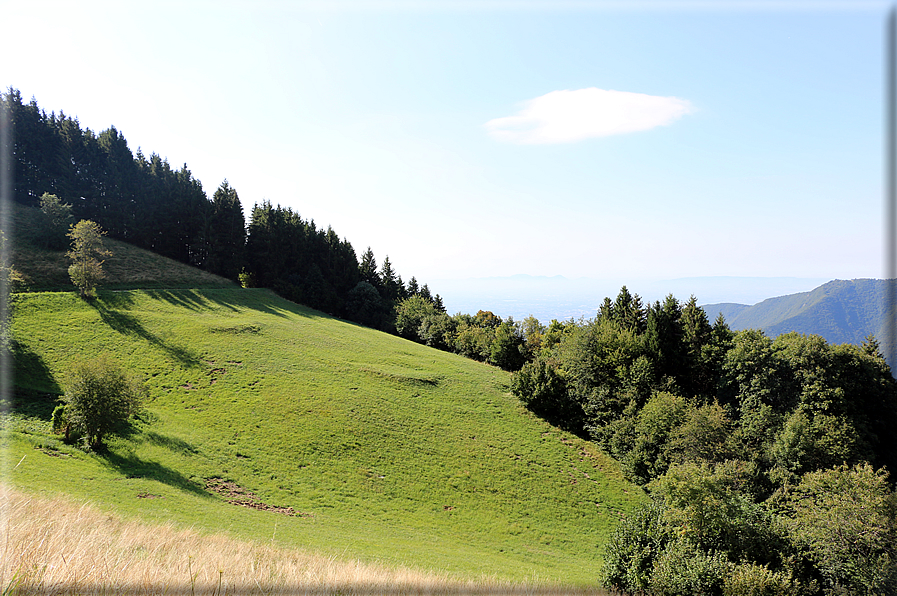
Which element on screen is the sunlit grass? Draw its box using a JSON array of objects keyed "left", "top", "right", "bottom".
[{"left": 7, "top": 288, "right": 645, "bottom": 585}]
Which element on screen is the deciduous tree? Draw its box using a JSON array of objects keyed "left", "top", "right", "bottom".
[
  {"left": 786, "top": 463, "right": 897, "bottom": 595},
  {"left": 38, "top": 192, "right": 73, "bottom": 249},
  {"left": 62, "top": 356, "right": 147, "bottom": 450},
  {"left": 67, "top": 219, "right": 110, "bottom": 299}
]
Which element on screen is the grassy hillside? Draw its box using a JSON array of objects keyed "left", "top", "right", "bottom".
[
  {"left": 5, "top": 287, "right": 643, "bottom": 586},
  {"left": 9, "top": 202, "right": 236, "bottom": 291}
]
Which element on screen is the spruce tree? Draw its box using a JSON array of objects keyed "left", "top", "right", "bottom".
[
  {"left": 359, "top": 247, "right": 379, "bottom": 288},
  {"left": 205, "top": 180, "right": 245, "bottom": 280}
]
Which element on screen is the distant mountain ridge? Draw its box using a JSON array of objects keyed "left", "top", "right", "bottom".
[
  {"left": 703, "top": 278, "right": 897, "bottom": 367},
  {"left": 434, "top": 275, "right": 831, "bottom": 324}
]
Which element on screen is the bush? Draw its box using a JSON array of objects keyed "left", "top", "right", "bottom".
[
  {"left": 511, "top": 357, "right": 581, "bottom": 429},
  {"left": 650, "top": 540, "right": 729, "bottom": 596},
  {"left": 38, "top": 192, "right": 74, "bottom": 250},
  {"left": 599, "top": 500, "right": 672, "bottom": 595},
  {"left": 723, "top": 563, "right": 803, "bottom": 596},
  {"left": 785, "top": 463, "right": 897, "bottom": 595},
  {"left": 63, "top": 357, "right": 147, "bottom": 450},
  {"left": 51, "top": 404, "right": 69, "bottom": 437}
]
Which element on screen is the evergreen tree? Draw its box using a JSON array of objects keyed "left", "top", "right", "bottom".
[
  {"left": 419, "top": 283, "right": 432, "bottom": 303},
  {"left": 681, "top": 295, "right": 714, "bottom": 397},
  {"left": 359, "top": 247, "right": 379, "bottom": 288},
  {"left": 379, "top": 256, "right": 401, "bottom": 302},
  {"left": 645, "top": 295, "right": 685, "bottom": 385},
  {"left": 406, "top": 276, "right": 420, "bottom": 296},
  {"left": 203, "top": 180, "right": 245, "bottom": 280},
  {"left": 97, "top": 126, "right": 139, "bottom": 239},
  {"left": 612, "top": 286, "right": 646, "bottom": 333}
]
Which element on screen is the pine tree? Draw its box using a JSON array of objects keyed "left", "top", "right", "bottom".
[
  {"left": 359, "top": 247, "right": 379, "bottom": 288},
  {"left": 380, "top": 256, "right": 402, "bottom": 302},
  {"left": 204, "top": 180, "right": 245, "bottom": 280}
]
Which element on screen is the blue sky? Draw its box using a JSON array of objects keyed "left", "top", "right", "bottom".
[{"left": 2, "top": 1, "right": 890, "bottom": 295}]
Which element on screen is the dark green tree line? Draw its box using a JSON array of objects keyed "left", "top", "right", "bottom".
[{"left": 2, "top": 89, "right": 212, "bottom": 271}]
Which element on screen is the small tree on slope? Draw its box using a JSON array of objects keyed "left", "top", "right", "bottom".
[
  {"left": 67, "top": 219, "right": 111, "bottom": 299},
  {"left": 62, "top": 357, "right": 147, "bottom": 450}
]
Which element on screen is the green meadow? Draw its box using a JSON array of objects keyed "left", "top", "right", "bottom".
[{"left": 6, "top": 287, "right": 645, "bottom": 585}]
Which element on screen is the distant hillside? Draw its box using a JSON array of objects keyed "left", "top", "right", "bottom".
[{"left": 703, "top": 278, "right": 897, "bottom": 365}]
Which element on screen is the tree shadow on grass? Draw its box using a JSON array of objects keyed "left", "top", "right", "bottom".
[
  {"left": 7, "top": 342, "right": 62, "bottom": 420},
  {"left": 11, "top": 340, "right": 62, "bottom": 394},
  {"left": 8, "top": 387, "right": 58, "bottom": 420},
  {"left": 143, "top": 289, "right": 234, "bottom": 313},
  {"left": 140, "top": 430, "right": 200, "bottom": 456},
  {"left": 99, "top": 448, "right": 210, "bottom": 498},
  {"left": 143, "top": 288, "right": 325, "bottom": 320},
  {"left": 91, "top": 295, "right": 202, "bottom": 368}
]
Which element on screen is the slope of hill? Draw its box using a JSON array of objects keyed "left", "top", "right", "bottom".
[
  {"left": 9, "top": 202, "right": 236, "bottom": 291},
  {"left": 703, "top": 279, "right": 896, "bottom": 361},
  {"left": 6, "top": 287, "right": 643, "bottom": 585}
]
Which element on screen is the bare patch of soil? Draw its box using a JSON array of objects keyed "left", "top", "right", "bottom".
[
  {"left": 204, "top": 477, "right": 311, "bottom": 517},
  {"left": 36, "top": 447, "right": 71, "bottom": 458}
]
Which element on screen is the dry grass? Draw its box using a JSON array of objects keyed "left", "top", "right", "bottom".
[
  {"left": 0, "top": 486, "right": 606, "bottom": 595},
  {"left": 10, "top": 203, "right": 236, "bottom": 291}
]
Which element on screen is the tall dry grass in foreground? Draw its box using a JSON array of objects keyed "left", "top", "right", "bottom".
[{"left": 0, "top": 486, "right": 605, "bottom": 595}]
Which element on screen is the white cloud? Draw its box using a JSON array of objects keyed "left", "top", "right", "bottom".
[{"left": 485, "top": 87, "right": 695, "bottom": 144}]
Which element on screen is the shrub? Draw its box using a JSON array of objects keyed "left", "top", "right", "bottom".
[
  {"left": 599, "top": 500, "right": 672, "bottom": 595},
  {"left": 38, "top": 192, "right": 74, "bottom": 250},
  {"left": 511, "top": 357, "right": 580, "bottom": 428},
  {"left": 63, "top": 357, "right": 147, "bottom": 450},
  {"left": 650, "top": 540, "right": 728, "bottom": 596},
  {"left": 785, "top": 463, "right": 897, "bottom": 595},
  {"left": 51, "top": 404, "right": 70, "bottom": 439},
  {"left": 723, "top": 563, "right": 803, "bottom": 596}
]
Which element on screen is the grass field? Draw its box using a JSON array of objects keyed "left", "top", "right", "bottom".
[
  {"left": 2, "top": 486, "right": 610, "bottom": 595},
  {"left": 5, "top": 287, "right": 645, "bottom": 589}
]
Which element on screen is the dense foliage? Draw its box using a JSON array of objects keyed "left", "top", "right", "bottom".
[
  {"left": 508, "top": 286, "right": 897, "bottom": 595},
  {"left": 58, "top": 356, "right": 147, "bottom": 450}
]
